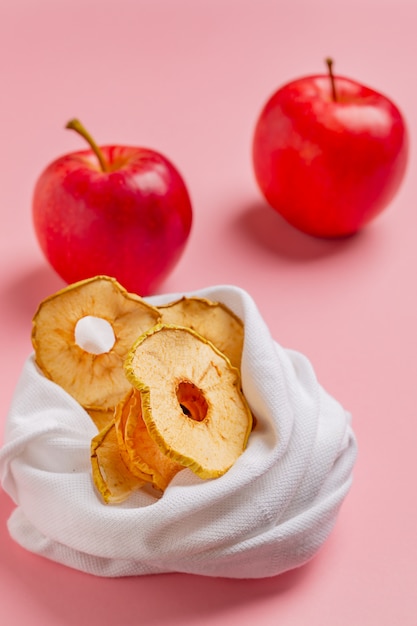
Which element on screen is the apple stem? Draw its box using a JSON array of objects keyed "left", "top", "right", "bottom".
[
  {"left": 325, "top": 57, "right": 338, "bottom": 102},
  {"left": 65, "top": 118, "right": 108, "bottom": 172}
]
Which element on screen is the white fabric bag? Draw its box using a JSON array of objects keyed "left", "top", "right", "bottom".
[{"left": 0, "top": 285, "right": 357, "bottom": 578}]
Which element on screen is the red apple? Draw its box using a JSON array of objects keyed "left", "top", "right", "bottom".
[
  {"left": 252, "top": 60, "right": 409, "bottom": 237},
  {"left": 33, "top": 119, "right": 193, "bottom": 296}
]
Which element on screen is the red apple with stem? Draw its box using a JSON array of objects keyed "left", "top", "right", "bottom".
[
  {"left": 252, "top": 59, "right": 409, "bottom": 237},
  {"left": 33, "top": 119, "right": 193, "bottom": 296}
]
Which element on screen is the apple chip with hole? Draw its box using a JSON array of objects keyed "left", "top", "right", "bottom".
[
  {"left": 124, "top": 324, "right": 253, "bottom": 479},
  {"left": 31, "top": 275, "right": 160, "bottom": 416},
  {"left": 157, "top": 296, "right": 244, "bottom": 369}
]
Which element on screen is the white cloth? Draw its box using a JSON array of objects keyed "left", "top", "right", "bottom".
[{"left": 0, "top": 285, "right": 357, "bottom": 579}]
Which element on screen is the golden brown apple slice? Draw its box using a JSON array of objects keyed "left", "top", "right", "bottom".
[
  {"left": 32, "top": 275, "right": 161, "bottom": 412},
  {"left": 91, "top": 420, "right": 147, "bottom": 504},
  {"left": 114, "top": 388, "right": 184, "bottom": 491},
  {"left": 124, "top": 324, "right": 253, "bottom": 479}
]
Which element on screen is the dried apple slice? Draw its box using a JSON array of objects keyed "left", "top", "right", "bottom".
[
  {"left": 115, "top": 388, "right": 184, "bottom": 491},
  {"left": 32, "top": 275, "right": 160, "bottom": 411},
  {"left": 113, "top": 389, "right": 144, "bottom": 478},
  {"left": 124, "top": 324, "right": 253, "bottom": 479},
  {"left": 158, "top": 296, "right": 244, "bottom": 369},
  {"left": 91, "top": 420, "right": 146, "bottom": 504}
]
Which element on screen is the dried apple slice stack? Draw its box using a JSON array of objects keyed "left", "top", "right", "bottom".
[
  {"left": 125, "top": 324, "right": 252, "bottom": 480},
  {"left": 32, "top": 275, "right": 160, "bottom": 424},
  {"left": 32, "top": 276, "right": 253, "bottom": 504}
]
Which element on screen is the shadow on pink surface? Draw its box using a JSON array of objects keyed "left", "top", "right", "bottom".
[
  {"left": 2, "top": 265, "right": 65, "bottom": 324},
  {"left": 0, "top": 488, "right": 321, "bottom": 626},
  {"left": 233, "top": 201, "right": 378, "bottom": 262}
]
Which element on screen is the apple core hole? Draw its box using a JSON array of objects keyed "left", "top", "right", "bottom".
[
  {"left": 74, "top": 316, "right": 116, "bottom": 355},
  {"left": 176, "top": 381, "right": 208, "bottom": 422}
]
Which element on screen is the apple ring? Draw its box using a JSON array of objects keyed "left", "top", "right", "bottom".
[
  {"left": 124, "top": 324, "right": 253, "bottom": 479},
  {"left": 32, "top": 275, "right": 160, "bottom": 413}
]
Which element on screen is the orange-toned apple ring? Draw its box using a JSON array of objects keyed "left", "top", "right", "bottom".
[
  {"left": 32, "top": 275, "right": 160, "bottom": 413},
  {"left": 124, "top": 324, "right": 253, "bottom": 479}
]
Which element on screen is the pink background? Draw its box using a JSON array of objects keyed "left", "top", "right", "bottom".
[{"left": 1, "top": 0, "right": 416, "bottom": 624}]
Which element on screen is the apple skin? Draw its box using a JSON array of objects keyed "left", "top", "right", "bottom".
[
  {"left": 252, "top": 73, "right": 409, "bottom": 237},
  {"left": 33, "top": 144, "right": 193, "bottom": 296}
]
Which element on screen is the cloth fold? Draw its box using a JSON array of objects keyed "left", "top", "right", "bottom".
[{"left": 0, "top": 284, "right": 357, "bottom": 578}]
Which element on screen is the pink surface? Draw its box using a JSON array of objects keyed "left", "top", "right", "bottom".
[{"left": 0, "top": 0, "right": 416, "bottom": 624}]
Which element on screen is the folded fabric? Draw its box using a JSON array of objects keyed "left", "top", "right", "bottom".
[{"left": 0, "top": 284, "right": 357, "bottom": 578}]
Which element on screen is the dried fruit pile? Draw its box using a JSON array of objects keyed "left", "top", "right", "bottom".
[{"left": 32, "top": 276, "right": 253, "bottom": 503}]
